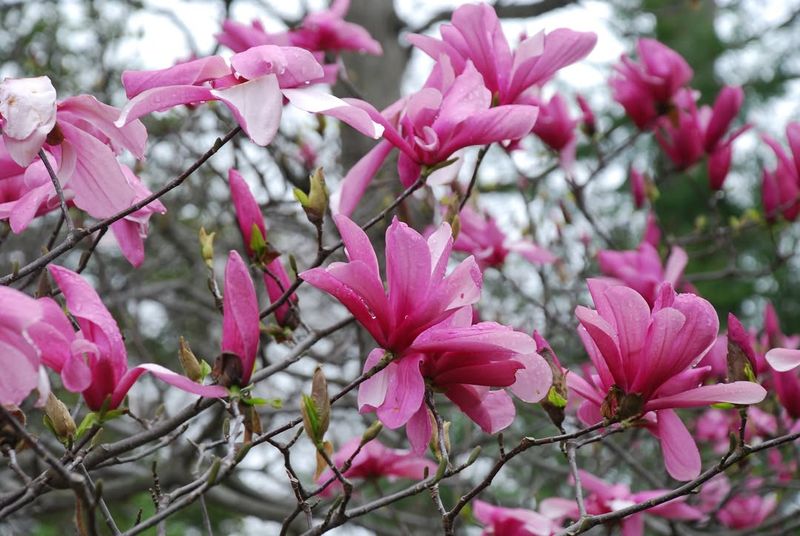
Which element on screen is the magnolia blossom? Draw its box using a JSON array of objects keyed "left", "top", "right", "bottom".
[
  {"left": 317, "top": 437, "right": 436, "bottom": 496},
  {"left": 229, "top": 168, "right": 297, "bottom": 327},
  {"left": 116, "top": 47, "right": 382, "bottom": 148},
  {"left": 630, "top": 168, "right": 647, "bottom": 209},
  {"left": 700, "top": 476, "right": 777, "bottom": 530},
  {"left": 407, "top": 3, "right": 596, "bottom": 105},
  {"left": 568, "top": 280, "right": 766, "bottom": 480},
  {"left": 0, "top": 287, "right": 49, "bottom": 406},
  {"left": 576, "top": 94, "right": 596, "bottom": 136},
  {"left": 453, "top": 205, "right": 556, "bottom": 270},
  {"left": 218, "top": 0, "right": 381, "bottom": 58},
  {"left": 611, "top": 38, "right": 692, "bottom": 129},
  {"left": 0, "top": 79, "right": 148, "bottom": 233},
  {"left": 0, "top": 76, "right": 57, "bottom": 166},
  {"left": 557, "top": 470, "right": 703, "bottom": 536},
  {"left": 473, "top": 499, "right": 568, "bottom": 536},
  {"left": 30, "top": 265, "right": 227, "bottom": 411},
  {"left": 597, "top": 240, "right": 688, "bottom": 306},
  {"left": 761, "top": 122, "right": 800, "bottom": 221},
  {"left": 301, "top": 216, "right": 550, "bottom": 451},
  {"left": 335, "top": 61, "right": 538, "bottom": 216},
  {"left": 655, "top": 86, "right": 748, "bottom": 189}
]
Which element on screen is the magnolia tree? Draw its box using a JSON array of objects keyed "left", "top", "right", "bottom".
[{"left": 1, "top": 1, "right": 800, "bottom": 535}]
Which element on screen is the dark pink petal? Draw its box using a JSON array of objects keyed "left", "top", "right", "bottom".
[
  {"left": 334, "top": 140, "right": 393, "bottom": 216},
  {"left": 121, "top": 56, "right": 230, "bottom": 98},
  {"left": 222, "top": 251, "right": 260, "bottom": 385},
  {"left": 228, "top": 168, "right": 267, "bottom": 256},
  {"left": 115, "top": 85, "right": 217, "bottom": 127},
  {"left": 386, "top": 218, "right": 433, "bottom": 328},
  {"left": 440, "top": 104, "right": 538, "bottom": 155},
  {"left": 704, "top": 86, "right": 744, "bottom": 152}
]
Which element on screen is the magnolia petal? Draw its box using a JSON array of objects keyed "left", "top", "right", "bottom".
[
  {"left": 655, "top": 409, "right": 701, "bottom": 481},
  {"left": 509, "top": 352, "right": 552, "bottom": 403},
  {"left": 406, "top": 404, "right": 432, "bottom": 455},
  {"left": 357, "top": 348, "right": 390, "bottom": 411},
  {"left": 211, "top": 75, "right": 283, "bottom": 146},
  {"left": 334, "top": 140, "right": 394, "bottom": 216},
  {"left": 766, "top": 347, "right": 800, "bottom": 372},
  {"left": 111, "top": 363, "right": 228, "bottom": 409},
  {"left": 376, "top": 354, "right": 425, "bottom": 429},
  {"left": 282, "top": 87, "right": 383, "bottom": 139}
]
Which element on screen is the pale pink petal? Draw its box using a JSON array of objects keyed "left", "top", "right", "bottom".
[
  {"left": 357, "top": 348, "right": 390, "bottom": 411},
  {"left": 376, "top": 354, "right": 425, "bottom": 429},
  {"left": 58, "top": 95, "right": 147, "bottom": 158},
  {"left": 406, "top": 404, "right": 432, "bottom": 455},
  {"left": 211, "top": 75, "right": 283, "bottom": 146},
  {"left": 58, "top": 122, "right": 136, "bottom": 218},
  {"left": 446, "top": 384, "right": 515, "bottom": 434},
  {"left": 110, "top": 219, "right": 145, "bottom": 267},
  {"left": 440, "top": 105, "right": 539, "bottom": 155},
  {"left": 646, "top": 382, "right": 767, "bottom": 411},
  {"left": 766, "top": 347, "right": 800, "bottom": 372},
  {"left": 230, "top": 45, "right": 324, "bottom": 87},
  {"left": 663, "top": 246, "right": 688, "bottom": 286},
  {"left": 282, "top": 87, "right": 383, "bottom": 139},
  {"left": 509, "top": 352, "right": 552, "bottom": 403}
]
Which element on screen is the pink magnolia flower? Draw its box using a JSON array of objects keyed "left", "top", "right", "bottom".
[
  {"left": 228, "top": 168, "right": 297, "bottom": 327},
  {"left": 301, "top": 216, "right": 550, "bottom": 450},
  {"left": 0, "top": 76, "right": 57, "bottom": 166},
  {"left": 301, "top": 215, "right": 481, "bottom": 356},
  {"left": 116, "top": 48, "right": 382, "bottom": 148},
  {"left": 335, "top": 61, "right": 538, "bottom": 216},
  {"left": 611, "top": 38, "right": 692, "bottom": 129},
  {"left": 643, "top": 212, "right": 661, "bottom": 247},
  {"left": 530, "top": 94, "right": 578, "bottom": 168},
  {"left": 568, "top": 280, "right": 767, "bottom": 480},
  {"left": 630, "top": 168, "right": 647, "bottom": 209},
  {"left": 407, "top": 3, "right": 596, "bottom": 105},
  {"left": 761, "top": 122, "right": 800, "bottom": 222},
  {"left": 317, "top": 437, "right": 436, "bottom": 495},
  {"left": 0, "top": 287, "right": 49, "bottom": 406},
  {"left": 0, "top": 85, "right": 147, "bottom": 230},
  {"left": 454, "top": 205, "right": 556, "bottom": 270},
  {"left": 558, "top": 470, "right": 702, "bottom": 536},
  {"left": 597, "top": 240, "right": 689, "bottom": 306},
  {"left": 30, "top": 265, "right": 227, "bottom": 411},
  {"left": 218, "top": 0, "right": 381, "bottom": 56},
  {"left": 220, "top": 250, "right": 261, "bottom": 386},
  {"left": 473, "top": 499, "right": 565, "bottom": 536},
  {"left": 655, "top": 86, "right": 748, "bottom": 189}
]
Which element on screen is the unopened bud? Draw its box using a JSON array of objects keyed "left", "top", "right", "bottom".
[
  {"left": 44, "top": 393, "right": 76, "bottom": 443},
  {"left": 178, "top": 337, "right": 203, "bottom": 381},
  {"left": 301, "top": 366, "right": 331, "bottom": 444},
  {"left": 727, "top": 314, "right": 758, "bottom": 383},
  {"left": 199, "top": 227, "right": 215, "bottom": 268},
  {"left": 360, "top": 421, "right": 383, "bottom": 445},
  {"left": 294, "top": 168, "right": 329, "bottom": 226}
]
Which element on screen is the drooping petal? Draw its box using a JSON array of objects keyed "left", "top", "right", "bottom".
[
  {"left": 110, "top": 363, "right": 228, "bottom": 409},
  {"left": 282, "top": 87, "right": 383, "bottom": 139},
  {"left": 357, "top": 348, "right": 390, "bottom": 411},
  {"left": 376, "top": 354, "right": 425, "bottom": 429},
  {"left": 406, "top": 404, "right": 433, "bottom": 455},
  {"left": 58, "top": 95, "right": 147, "bottom": 159},
  {"left": 654, "top": 409, "right": 701, "bottom": 481},
  {"left": 211, "top": 75, "right": 283, "bottom": 146},
  {"left": 446, "top": 384, "right": 515, "bottom": 434},
  {"left": 115, "top": 85, "right": 217, "bottom": 127}
]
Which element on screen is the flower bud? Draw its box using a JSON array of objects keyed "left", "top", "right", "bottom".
[
  {"left": 198, "top": 227, "right": 215, "bottom": 268},
  {"left": 43, "top": 393, "right": 76, "bottom": 443},
  {"left": 301, "top": 366, "right": 330, "bottom": 445},
  {"left": 178, "top": 337, "right": 203, "bottom": 382},
  {"left": 294, "top": 167, "right": 329, "bottom": 226}
]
